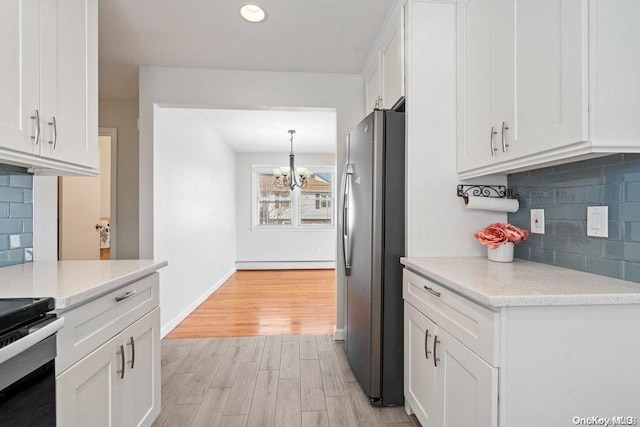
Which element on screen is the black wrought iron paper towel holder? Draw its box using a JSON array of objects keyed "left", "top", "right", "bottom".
[{"left": 456, "top": 185, "right": 520, "bottom": 204}]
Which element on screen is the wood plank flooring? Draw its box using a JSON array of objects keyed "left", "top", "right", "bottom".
[
  {"left": 168, "top": 270, "right": 336, "bottom": 338},
  {"left": 154, "top": 336, "right": 421, "bottom": 427}
]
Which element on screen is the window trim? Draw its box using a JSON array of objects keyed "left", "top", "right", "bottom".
[{"left": 252, "top": 164, "right": 336, "bottom": 230}]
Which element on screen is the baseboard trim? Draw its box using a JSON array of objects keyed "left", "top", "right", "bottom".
[
  {"left": 334, "top": 328, "right": 345, "bottom": 341},
  {"left": 161, "top": 267, "right": 236, "bottom": 338},
  {"left": 236, "top": 261, "right": 335, "bottom": 270}
]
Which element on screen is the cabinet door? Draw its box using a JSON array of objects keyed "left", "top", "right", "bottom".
[
  {"left": 507, "top": 0, "right": 587, "bottom": 158},
  {"left": 0, "top": 0, "right": 40, "bottom": 155},
  {"left": 435, "top": 328, "right": 498, "bottom": 427},
  {"left": 57, "top": 335, "right": 124, "bottom": 427},
  {"left": 123, "top": 308, "right": 161, "bottom": 427},
  {"left": 40, "top": 0, "right": 98, "bottom": 169},
  {"left": 456, "top": 0, "right": 498, "bottom": 173},
  {"left": 364, "top": 53, "right": 382, "bottom": 113},
  {"left": 381, "top": 7, "right": 405, "bottom": 109},
  {"left": 404, "top": 302, "right": 438, "bottom": 427}
]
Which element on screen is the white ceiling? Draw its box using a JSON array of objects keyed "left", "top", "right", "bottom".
[
  {"left": 193, "top": 108, "right": 337, "bottom": 153},
  {"left": 99, "top": 0, "right": 396, "bottom": 100}
]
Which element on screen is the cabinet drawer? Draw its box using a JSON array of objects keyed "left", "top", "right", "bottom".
[
  {"left": 403, "top": 269, "right": 499, "bottom": 366},
  {"left": 56, "top": 273, "right": 159, "bottom": 374}
]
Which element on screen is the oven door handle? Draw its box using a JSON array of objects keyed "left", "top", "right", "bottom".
[{"left": 0, "top": 317, "right": 64, "bottom": 365}]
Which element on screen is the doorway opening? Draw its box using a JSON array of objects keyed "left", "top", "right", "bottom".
[
  {"left": 58, "top": 128, "right": 117, "bottom": 260},
  {"left": 153, "top": 105, "right": 339, "bottom": 338}
]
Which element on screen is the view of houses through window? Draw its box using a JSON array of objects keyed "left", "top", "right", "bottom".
[{"left": 255, "top": 166, "right": 334, "bottom": 227}]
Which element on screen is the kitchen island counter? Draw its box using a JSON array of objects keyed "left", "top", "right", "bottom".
[{"left": 0, "top": 260, "right": 167, "bottom": 309}]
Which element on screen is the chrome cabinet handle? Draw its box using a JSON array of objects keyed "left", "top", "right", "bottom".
[
  {"left": 434, "top": 335, "right": 441, "bottom": 367},
  {"left": 501, "top": 121, "right": 509, "bottom": 152},
  {"left": 423, "top": 285, "right": 441, "bottom": 298},
  {"left": 115, "top": 290, "right": 136, "bottom": 302},
  {"left": 424, "top": 329, "right": 432, "bottom": 359},
  {"left": 30, "top": 110, "right": 40, "bottom": 145},
  {"left": 490, "top": 126, "right": 498, "bottom": 156},
  {"left": 127, "top": 336, "right": 135, "bottom": 369},
  {"left": 117, "top": 345, "right": 125, "bottom": 379},
  {"left": 48, "top": 116, "right": 58, "bottom": 150}
]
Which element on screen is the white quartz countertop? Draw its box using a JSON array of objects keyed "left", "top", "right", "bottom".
[
  {"left": 0, "top": 260, "right": 167, "bottom": 309},
  {"left": 401, "top": 257, "right": 640, "bottom": 307}
]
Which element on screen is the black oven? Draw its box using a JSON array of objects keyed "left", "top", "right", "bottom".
[{"left": 0, "top": 298, "right": 63, "bottom": 426}]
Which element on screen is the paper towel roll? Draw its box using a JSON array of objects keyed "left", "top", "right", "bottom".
[{"left": 464, "top": 196, "right": 519, "bottom": 213}]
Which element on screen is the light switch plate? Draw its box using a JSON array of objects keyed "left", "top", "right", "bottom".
[
  {"left": 530, "top": 209, "right": 545, "bottom": 234},
  {"left": 587, "top": 206, "right": 609, "bottom": 237}
]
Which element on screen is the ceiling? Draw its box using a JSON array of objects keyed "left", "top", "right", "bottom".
[
  {"left": 193, "top": 108, "right": 337, "bottom": 153},
  {"left": 99, "top": 0, "right": 396, "bottom": 100}
]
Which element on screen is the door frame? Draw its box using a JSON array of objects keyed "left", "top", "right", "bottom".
[{"left": 98, "top": 127, "right": 118, "bottom": 259}]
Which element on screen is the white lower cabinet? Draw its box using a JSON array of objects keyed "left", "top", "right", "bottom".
[
  {"left": 56, "top": 333, "right": 123, "bottom": 427},
  {"left": 435, "top": 328, "right": 497, "bottom": 427},
  {"left": 404, "top": 302, "right": 497, "bottom": 427},
  {"left": 403, "top": 268, "right": 640, "bottom": 426},
  {"left": 57, "top": 308, "right": 160, "bottom": 427},
  {"left": 124, "top": 308, "right": 161, "bottom": 427},
  {"left": 56, "top": 276, "right": 161, "bottom": 427},
  {"left": 404, "top": 303, "right": 437, "bottom": 427}
]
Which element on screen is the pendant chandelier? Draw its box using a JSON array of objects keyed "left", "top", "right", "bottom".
[{"left": 272, "top": 130, "right": 309, "bottom": 190}]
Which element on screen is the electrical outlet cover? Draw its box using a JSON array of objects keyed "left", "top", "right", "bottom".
[
  {"left": 587, "top": 206, "right": 609, "bottom": 237},
  {"left": 530, "top": 209, "right": 545, "bottom": 234}
]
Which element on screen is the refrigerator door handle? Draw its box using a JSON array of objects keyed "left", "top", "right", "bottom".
[{"left": 342, "top": 164, "right": 354, "bottom": 276}]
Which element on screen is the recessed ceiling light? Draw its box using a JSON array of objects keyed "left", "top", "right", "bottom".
[{"left": 240, "top": 4, "right": 267, "bottom": 23}]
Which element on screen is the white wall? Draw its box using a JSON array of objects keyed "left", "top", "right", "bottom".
[
  {"left": 154, "top": 107, "right": 237, "bottom": 335},
  {"left": 236, "top": 152, "right": 336, "bottom": 269},
  {"left": 99, "top": 136, "right": 111, "bottom": 218},
  {"left": 405, "top": 1, "right": 506, "bottom": 258},
  {"left": 139, "top": 66, "right": 364, "bottom": 335},
  {"left": 99, "top": 100, "right": 140, "bottom": 259}
]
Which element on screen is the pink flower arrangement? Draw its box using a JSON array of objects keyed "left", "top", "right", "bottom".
[{"left": 474, "top": 223, "right": 529, "bottom": 249}]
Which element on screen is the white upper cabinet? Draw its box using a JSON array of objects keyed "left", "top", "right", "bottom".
[
  {"left": 0, "top": 0, "right": 98, "bottom": 175},
  {"left": 39, "top": 0, "right": 98, "bottom": 169},
  {"left": 457, "top": 0, "right": 640, "bottom": 179},
  {"left": 381, "top": 8, "right": 405, "bottom": 110},
  {"left": 506, "top": 0, "right": 586, "bottom": 160},
  {"left": 457, "top": 0, "right": 496, "bottom": 171},
  {"left": 363, "top": 5, "right": 405, "bottom": 114},
  {"left": 0, "top": 0, "right": 40, "bottom": 156},
  {"left": 364, "top": 53, "right": 382, "bottom": 113}
]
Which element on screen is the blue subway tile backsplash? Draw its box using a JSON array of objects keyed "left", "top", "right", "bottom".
[
  {"left": 0, "top": 165, "right": 33, "bottom": 267},
  {"left": 508, "top": 154, "right": 640, "bottom": 282}
]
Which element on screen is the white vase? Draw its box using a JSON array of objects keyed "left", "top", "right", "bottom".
[{"left": 487, "top": 242, "right": 514, "bottom": 263}]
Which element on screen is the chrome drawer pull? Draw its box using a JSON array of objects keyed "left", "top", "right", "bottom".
[
  {"left": 490, "top": 126, "right": 498, "bottom": 155},
  {"left": 423, "top": 285, "right": 441, "bottom": 298},
  {"left": 434, "top": 336, "right": 441, "bottom": 367},
  {"left": 31, "top": 110, "right": 40, "bottom": 145},
  {"left": 115, "top": 290, "right": 137, "bottom": 302},
  {"left": 424, "top": 329, "right": 432, "bottom": 359},
  {"left": 117, "top": 345, "right": 125, "bottom": 379},
  {"left": 127, "top": 336, "right": 135, "bottom": 369},
  {"left": 47, "top": 116, "right": 58, "bottom": 150},
  {"left": 501, "top": 121, "right": 509, "bottom": 152}
]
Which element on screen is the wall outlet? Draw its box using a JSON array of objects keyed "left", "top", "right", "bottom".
[
  {"left": 316, "top": 247, "right": 321, "bottom": 255},
  {"left": 530, "top": 209, "right": 545, "bottom": 234},
  {"left": 587, "top": 206, "right": 609, "bottom": 237}
]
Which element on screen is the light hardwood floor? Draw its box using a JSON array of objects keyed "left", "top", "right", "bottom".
[
  {"left": 154, "top": 335, "right": 420, "bottom": 427},
  {"left": 168, "top": 270, "right": 336, "bottom": 338}
]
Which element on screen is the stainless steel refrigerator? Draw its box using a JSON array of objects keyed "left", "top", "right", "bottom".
[{"left": 341, "top": 108, "right": 405, "bottom": 406}]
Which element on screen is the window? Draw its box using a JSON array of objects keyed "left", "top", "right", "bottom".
[{"left": 253, "top": 166, "right": 335, "bottom": 228}]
